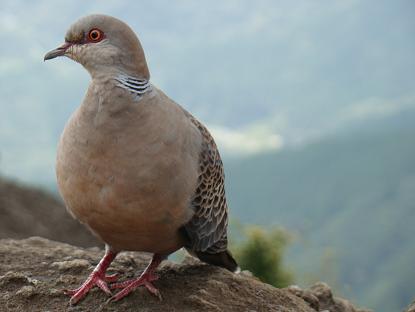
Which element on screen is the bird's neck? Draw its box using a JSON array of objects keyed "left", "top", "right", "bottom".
[
  {"left": 91, "top": 72, "right": 152, "bottom": 101},
  {"left": 113, "top": 73, "right": 152, "bottom": 99}
]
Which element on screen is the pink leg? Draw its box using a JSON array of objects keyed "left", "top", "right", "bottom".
[
  {"left": 110, "top": 254, "right": 165, "bottom": 302},
  {"left": 64, "top": 247, "right": 118, "bottom": 305}
]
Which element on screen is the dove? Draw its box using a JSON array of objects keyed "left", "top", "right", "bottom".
[{"left": 44, "top": 14, "right": 238, "bottom": 305}]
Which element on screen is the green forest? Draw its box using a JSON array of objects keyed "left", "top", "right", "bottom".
[{"left": 226, "top": 121, "right": 415, "bottom": 312}]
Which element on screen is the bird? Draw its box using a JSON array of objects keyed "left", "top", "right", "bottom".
[{"left": 44, "top": 14, "right": 238, "bottom": 305}]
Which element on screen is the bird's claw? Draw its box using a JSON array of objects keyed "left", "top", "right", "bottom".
[
  {"left": 108, "top": 274, "right": 161, "bottom": 302},
  {"left": 64, "top": 272, "right": 120, "bottom": 305},
  {"left": 109, "top": 272, "right": 158, "bottom": 289}
]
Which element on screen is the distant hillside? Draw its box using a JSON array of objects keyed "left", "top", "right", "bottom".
[
  {"left": 0, "top": 178, "right": 99, "bottom": 248},
  {"left": 225, "top": 126, "right": 415, "bottom": 312}
]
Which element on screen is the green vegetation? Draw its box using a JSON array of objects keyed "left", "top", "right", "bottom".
[
  {"left": 234, "top": 226, "right": 293, "bottom": 288},
  {"left": 225, "top": 125, "right": 415, "bottom": 312}
]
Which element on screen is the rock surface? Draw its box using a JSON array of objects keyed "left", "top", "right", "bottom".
[
  {"left": 0, "top": 237, "right": 371, "bottom": 312},
  {"left": 406, "top": 300, "right": 415, "bottom": 312}
]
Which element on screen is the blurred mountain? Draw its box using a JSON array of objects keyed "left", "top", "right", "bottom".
[
  {"left": 0, "top": 177, "right": 99, "bottom": 248},
  {"left": 225, "top": 111, "right": 415, "bottom": 312},
  {"left": 1, "top": 0, "right": 415, "bottom": 184}
]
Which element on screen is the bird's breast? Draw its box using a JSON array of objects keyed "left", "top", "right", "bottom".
[{"left": 56, "top": 92, "right": 201, "bottom": 253}]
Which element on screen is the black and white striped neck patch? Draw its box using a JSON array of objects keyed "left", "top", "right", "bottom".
[{"left": 114, "top": 74, "right": 152, "bottom": 100}]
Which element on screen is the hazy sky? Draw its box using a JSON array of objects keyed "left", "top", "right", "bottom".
[{"left": 0, "top": 0, "right": 414, "bottom": 185}]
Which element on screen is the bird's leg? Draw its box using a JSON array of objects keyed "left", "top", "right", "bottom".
[
  {"left": 64, "top": 246, "right": 118, "bottom": 305},
  {"left": 109, "top": 253, "right": 165, "bottom": 302}
]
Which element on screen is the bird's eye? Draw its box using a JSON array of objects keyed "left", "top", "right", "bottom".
[{"left": 88, "top": 29, "right": 103, "bottom": 42}]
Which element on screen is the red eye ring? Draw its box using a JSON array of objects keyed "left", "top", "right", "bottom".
[{"left": 88, "top": 29, "right": 103, "bottom": 42}]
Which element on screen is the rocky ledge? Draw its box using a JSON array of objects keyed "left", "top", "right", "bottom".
[{"left": 0, "top": 237, "right": 372, "bottom": 312}]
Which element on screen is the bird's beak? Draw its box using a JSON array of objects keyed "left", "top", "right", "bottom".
[{"left": 44, "top": 42, "right": 72, "bottom": 61}]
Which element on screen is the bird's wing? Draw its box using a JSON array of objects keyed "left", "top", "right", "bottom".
[{"left": 182, "top": 112, "right": 229, "bottom": 254}]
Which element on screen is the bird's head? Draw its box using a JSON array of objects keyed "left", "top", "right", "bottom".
[{"left": 44, "top": 14, "right": 150, "bottom": 80}]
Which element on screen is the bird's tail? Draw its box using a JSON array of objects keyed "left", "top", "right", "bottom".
[{"left": 195, "top": 249, "right": 240, "bottom": 273}]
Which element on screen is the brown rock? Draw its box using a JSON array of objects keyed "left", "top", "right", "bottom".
[
  {"left": 289, "top": 282, "right": 372, "bottom": 312},
  {"left": 406, "top": 300, "right": 415, "bottom": 312},
  {"left": 0, "top": 237, "right": 314, "bottom": 312},
  {"left": 0, "top": 237, "right": 374, "bottom": 312}
]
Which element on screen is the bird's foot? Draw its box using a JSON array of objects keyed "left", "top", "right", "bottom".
[
  {"left": 109, "top": 272, "right": 162, "bottom": 302},
  {"left": 64, "top": 272, "right": 120, "bottom": 305}
]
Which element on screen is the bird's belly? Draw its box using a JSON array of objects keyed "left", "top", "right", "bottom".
[{"left": 56, "top": 136, "right": 194, "bottom": 254}]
